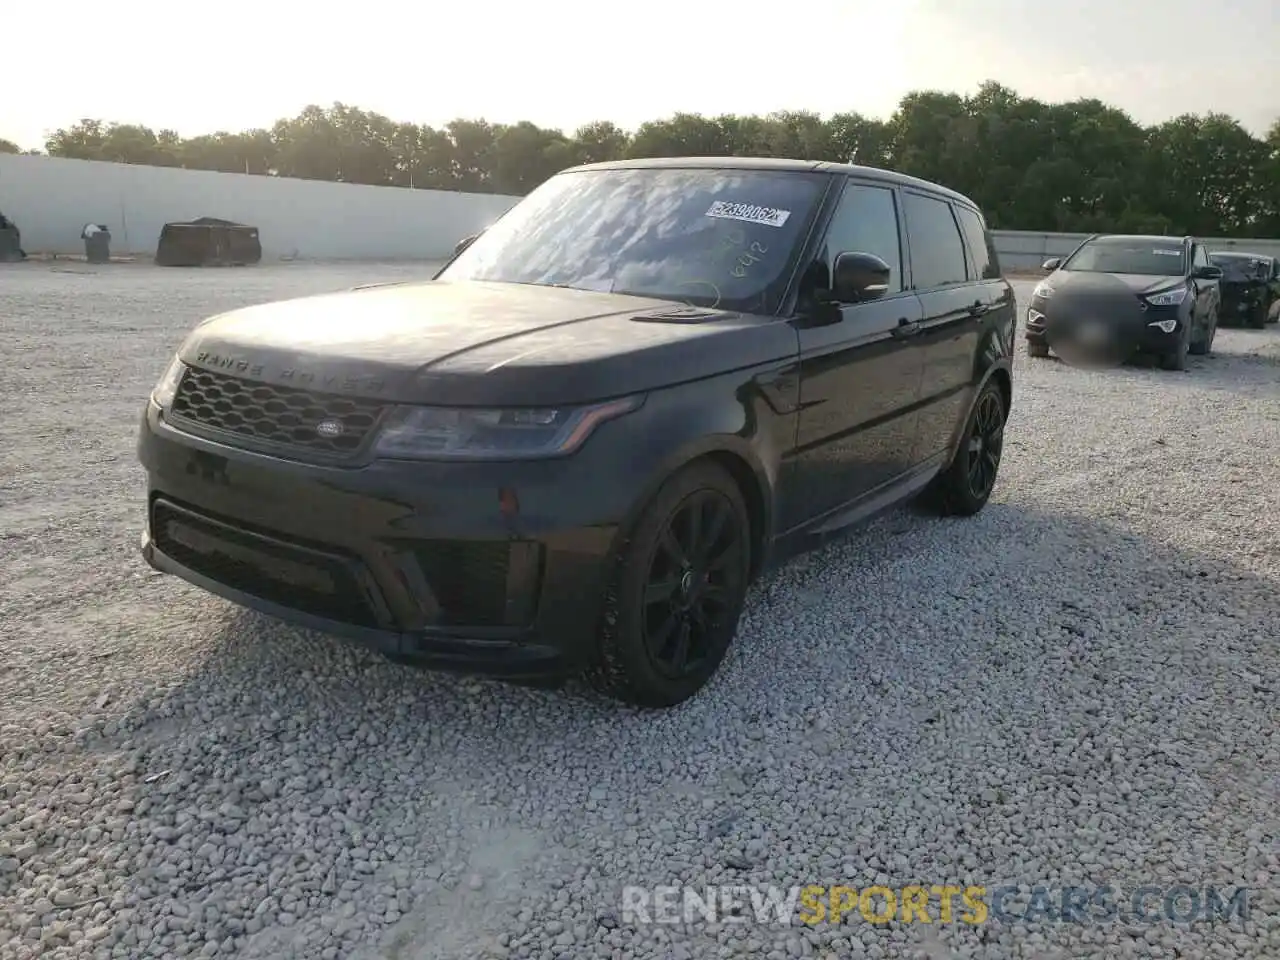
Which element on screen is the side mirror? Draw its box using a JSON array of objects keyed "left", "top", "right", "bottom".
[
  {"left": 1192, "top": 264, "right": 1222, "bottom": 281},
  {"left": 453, "top": 234, "right": 479, "bottom": 257},
  {"left": 830, "top": 251, "right": 892, "bottom": 303},
  {"left": 1042, "top": 257, "right": 1062, "bottom": 271}
]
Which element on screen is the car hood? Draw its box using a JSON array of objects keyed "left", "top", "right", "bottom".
[
  {"left": 178, "top": 279, "right": 798, "bottom": 406},
  {"left": 1051, "top": 270, "right": 1184, "bottom": 296}
]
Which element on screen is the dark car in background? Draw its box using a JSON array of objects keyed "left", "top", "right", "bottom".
[
  {"left": 1026, "top": 234, "right": 1222, "bottom": 370},
  {"left": 1210, "top": 251, "right": 1279, "bottom": 329},
  {"left": 137, "top": 157, "right": 1015, "bottom": 708}
]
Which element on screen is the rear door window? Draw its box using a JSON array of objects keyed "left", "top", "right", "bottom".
[{"left": 903, "top": 192, "right": 969, "bottom": 290}]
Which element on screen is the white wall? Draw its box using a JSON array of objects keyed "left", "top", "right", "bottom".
[
  {"left": 0, "top": 154, "right": 521, "bottom": 260},
  {"left": 4, "top": 153, "right": 1277, "bottom": 267}
]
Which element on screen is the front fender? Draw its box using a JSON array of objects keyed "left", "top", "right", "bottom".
[{"left": 607, "top": 363, "right": 795, "bottom": 573}]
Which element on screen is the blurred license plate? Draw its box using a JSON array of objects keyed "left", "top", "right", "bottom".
[{"left": 1078, "top": 321, "right": 1108, "bottom": 343}]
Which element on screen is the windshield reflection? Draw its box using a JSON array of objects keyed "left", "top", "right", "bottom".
[{"left": 437, "top": 167, "right": 826, "bottom": 314}]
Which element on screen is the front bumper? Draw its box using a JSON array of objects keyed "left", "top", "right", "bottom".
[
  {"left": 137, "top": 401, "right": 642, "bottom": 678},
  {"left": 1025, "top": 298, "right": 1188, "bottom": 356}
]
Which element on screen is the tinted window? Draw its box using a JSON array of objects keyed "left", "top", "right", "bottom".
[
  {"left": 817, "top": 181, "right": 903, "bottom": 294},
  {"left": 953, "top": 204, "right": 1000, "bottom": 279},
  {"left": 1064, "top": 238, "right": 1186, "bottom": 276},
  {"left": 903, "top": 193, "right": 969, "bottom": 289},
  {"left": 439, "top": 167, "right": 826, "bottom": 314}
]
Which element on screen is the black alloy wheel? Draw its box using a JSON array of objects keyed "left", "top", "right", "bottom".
[
  {"left": 586, "top": 460, "right": 752, "bottom": 708},
  {"left": 641, "top": 490, "right": 747, "bottom": 679},
  {"left": 921, "top": 379, "right": 1007, "bottom": 517},
  {"left": 965, "top": 389, "right": 1005, "bottom": 502}
]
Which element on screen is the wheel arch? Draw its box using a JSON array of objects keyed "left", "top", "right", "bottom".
[
  {"left": 944, "top": 361, "right": 1012, "bottom": 466},
  {"left": 612, "top": 436, "right": 776, "bottom": 585}
]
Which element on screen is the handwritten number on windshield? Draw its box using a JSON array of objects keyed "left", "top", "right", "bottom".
[
  {"left": 730, "top": 241, "right": 768, "bottom": 279},
  {"left": 677, "top": 279, "right": 722, "bottom": 310}
]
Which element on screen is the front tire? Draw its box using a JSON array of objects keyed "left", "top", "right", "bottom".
[
  {"left": 1249, "top": 298, "right": 1268, "bottom": 329},
  {"left": 1161, "top": 321, "right": 1189, "bottom": 370},
  {"left": 586, "top": 460, "right": 752, "bottom": 708},
  {"left": 1190, "top": 305, "right": 1218, "bottom": 355},
  {"left": 922, "top": 379, "right": 1006, "bottom": 517}
]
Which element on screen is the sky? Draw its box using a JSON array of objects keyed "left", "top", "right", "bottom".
[{"left": 3, "top": 0, "right": 1277, "bottom": 151}]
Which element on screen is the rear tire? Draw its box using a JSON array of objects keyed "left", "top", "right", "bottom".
[
  {"left": 922, "top": 379, "right": 1006, "bottom": 517},
  {"left": 1249, "top": 299, "right": 1268, "bottom": 329},
  {"left": 585, "top": 460, "right": 752, "bottom": 708},
  {"left": 1026, "top": 340, "right": 1050, "bottom": 358}
]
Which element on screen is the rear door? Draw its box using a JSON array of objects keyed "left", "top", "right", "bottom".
[
  {"left": 904, "top": 192, "right": 989, "bottom": 463},
  {"left": 781, "top": 177, "right": 924, "bottom": 532}
]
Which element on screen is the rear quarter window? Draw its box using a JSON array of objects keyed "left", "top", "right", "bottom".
[{"left": 953, "top": 204, "right": 1001, "bottom": 280}]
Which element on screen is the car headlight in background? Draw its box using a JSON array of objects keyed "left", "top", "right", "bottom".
[
  {"left": 151, "top": 355, "right": 186, "bottom": 410},
  {"left": 373, "top": 395, "right": 643, "bottom": 461},
  {"left": 1148, "top": 318, "right": 1178, "bottom": 333},
  {"left": 1032, "top": 280, "right": 1055, "bottom": 299},
  {"left": 1144, "top": 286, "right": 1188, "bottom": 307}
]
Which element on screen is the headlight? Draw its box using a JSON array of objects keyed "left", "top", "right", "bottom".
[
  {"left": 373, "top": 396, "right": 642, "bottom": 461},
  {"left": 1148, "top": 319, "right": 1178, "bottom": 333},
  {"left": 151, "top": 355, "right": 186, "bottom": 410},
  {"left": 1144, "top": 286, "right": 1187, "bottom": 307},
  {"left": 1032, "top": 280, "right": 1055, "bottom": 299}
]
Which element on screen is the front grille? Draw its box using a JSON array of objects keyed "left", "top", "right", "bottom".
[
  {"left": 169, "top": 368, "right": 386, "bottom": 459},
  {"left": 414, "top": 541, "right": 513, "bottom": 627},
  {"left": 151, "top": 499, "right": 380, "bottom": 628}
]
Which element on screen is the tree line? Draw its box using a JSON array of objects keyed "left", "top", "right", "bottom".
[{"left": 12, "top": 81, "right": 1280, "bottom": 237}]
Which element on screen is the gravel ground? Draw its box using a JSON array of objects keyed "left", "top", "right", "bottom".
[{"left": 1, "top": 261, "right": 1279, "bottom": 960}]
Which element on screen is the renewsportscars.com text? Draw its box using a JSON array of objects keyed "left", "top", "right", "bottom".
[{"left": 621, "top": 884, "right": 1250, "bottom": 927}]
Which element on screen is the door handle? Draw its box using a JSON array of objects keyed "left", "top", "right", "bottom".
[
  {"left": 891, "top": 317, "right": 921, "bottom": 339},
  {"left": 968, "top": 302, "right": 990, "bottom": 317}
]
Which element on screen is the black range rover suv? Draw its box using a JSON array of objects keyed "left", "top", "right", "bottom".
[{"left": 138, "top": 158, "right": 1016, "bottom": 707}]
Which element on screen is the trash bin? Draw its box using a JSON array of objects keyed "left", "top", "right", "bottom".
[{"left": 84, "top": 227, "right": 111, "bottom": 264}]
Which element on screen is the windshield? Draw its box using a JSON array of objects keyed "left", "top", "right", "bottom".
[
  {"left": 1063, "top": 238, "right": 1186, "bottom": 276},
  {"left": 437, "top": 167, "right": 828, "bottom": 314},
  {"left": 1210, "top": 253, "right": 1267, "bottom": 282}
]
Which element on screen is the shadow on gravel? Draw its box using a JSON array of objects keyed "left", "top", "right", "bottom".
[{"left": 30, "top": 503, "right": 1279, "bottom": 958}]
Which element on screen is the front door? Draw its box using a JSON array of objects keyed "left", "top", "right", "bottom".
[{"left": 780, "top": 179, "right": 925, "bottom": 533}]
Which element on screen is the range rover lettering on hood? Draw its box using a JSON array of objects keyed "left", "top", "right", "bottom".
[{"left": 193, "top": 352, "right": 391, "bottom": 395}]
